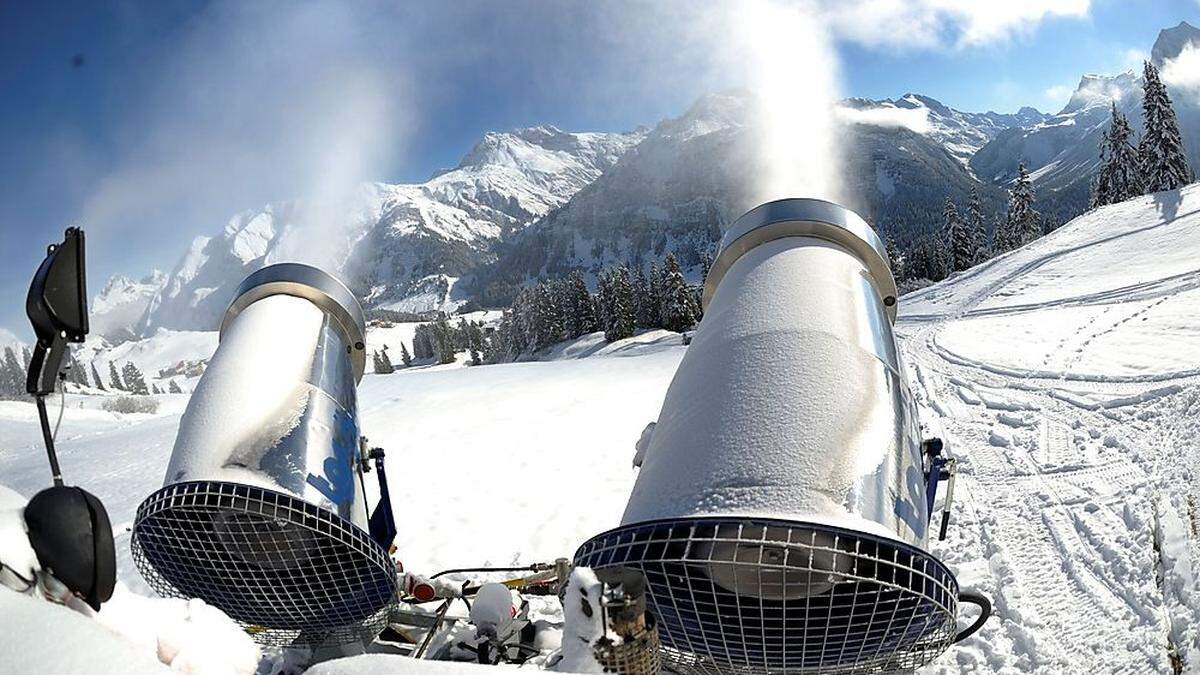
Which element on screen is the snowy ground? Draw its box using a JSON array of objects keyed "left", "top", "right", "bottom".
[
  {"left": 905, "top": 185, "right": 1200, "bottom": 673},
  {"left": 2, "top": 186, "right": 1200, "bottom": 672}
]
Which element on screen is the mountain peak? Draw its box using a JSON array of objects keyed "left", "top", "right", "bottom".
[
  {"left": 1152, "top": 21, "right": 1200, "bottom": 66},
  {"left": 1061, "top": 71, "right": 1138, "bottom": 115}
]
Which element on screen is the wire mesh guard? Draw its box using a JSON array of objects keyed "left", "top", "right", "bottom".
[
  {"left": 131, "top": 481, "right": 398, "bottom": 647},
  {"left": 575, "top": 518, "right": 958, "bottom": 675},
  {"left": 594, "top": 616, "right": 663, "bottom": 675}
]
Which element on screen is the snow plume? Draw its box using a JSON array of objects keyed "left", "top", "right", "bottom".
[
  {"left": 837, "top": 105, "right": 931, "bottom": 133},
  {"left": 79, "top": 1, "right": 410, "bottom": 269},
  {"left": 1162, "top": 44, "right": 1200, "bottom": 101},
  {"left": 733, "top": 1, "right": 845, "bottom": 205}
]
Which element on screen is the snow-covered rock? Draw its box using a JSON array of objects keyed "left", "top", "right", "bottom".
[{"left": 91, "top": 272, "right": 167, "bottom": 343}]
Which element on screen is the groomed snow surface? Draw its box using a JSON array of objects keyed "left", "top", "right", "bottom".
[{"left": 3, "top": 185, "right": 1200, "bottom": 672}]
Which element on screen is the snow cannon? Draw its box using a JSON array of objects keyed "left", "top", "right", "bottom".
[
  {"left": 575, "top": 199, "right": 988, "bottom": 674},
  {"left": 131, "top": 263, "right": 399, "bottom": 648}
]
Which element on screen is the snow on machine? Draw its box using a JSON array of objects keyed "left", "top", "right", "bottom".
[
  {"left": 575, "top": 198, "right": 990, "bottom": 674},
  {"left": 131, "top": 263, "right": 401, "bottom": 649}
]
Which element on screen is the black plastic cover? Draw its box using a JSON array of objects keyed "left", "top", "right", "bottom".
[{"left": 24, "top": 485, "right": 116, "bottom": 611}]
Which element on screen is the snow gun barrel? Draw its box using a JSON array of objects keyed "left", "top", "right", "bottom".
[
  {"left": 576, "top": 198, "right": 973, "bottom": 674},
  {"left": 131, "top": 263, "right": 398, "bottom": 648}
]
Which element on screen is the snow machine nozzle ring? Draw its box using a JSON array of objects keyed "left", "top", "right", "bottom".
[
  {"left": 221, "top": 262, "right": 368, "bottom": 382},
  {"left": 703, "top": 198, "right": 899, "bottom": 321}
]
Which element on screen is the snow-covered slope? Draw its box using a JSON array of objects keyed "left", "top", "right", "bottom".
[
  {"left": 135, "top": 127, "right": 643, "bottom": 335},
  {"left": 901, "top": 183, "right": 1200, "bottom": 671}
]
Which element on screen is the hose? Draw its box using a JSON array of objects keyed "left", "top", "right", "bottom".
[
  {"left": 953, "top": 592, "right": 992, "bottom": 643},
  {"left": 430, "top": 564, "right": 548, "bottom": 580}
]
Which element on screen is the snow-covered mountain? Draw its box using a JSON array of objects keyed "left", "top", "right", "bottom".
[
  {"left": 972, "top": 21, "right": 1200, "bottom": 223},
  {"left": 90, "top": 272, "right": 166, "bottom": 343},
  {"left": 136, "top": 126, "right": 644, "bottom": 334},
  {"left": 474, "top": 90, "right": 1013, "bottom": 300},
  {"left": 844, "top": 94, "right": 1049, "bottom": 165}
]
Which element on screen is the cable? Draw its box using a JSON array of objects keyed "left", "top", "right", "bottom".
[
  {"left": 430, "top": 564, "right": 547, "bottom": 580},
  {"left": 953, "top": 592, "right": 992, "bottom": 643},
  {"left": 51, "top": 374, "right": 65, "bottom": 444},
  {"left": 34, "top": 395, "right": 64, "bottom": 487}
]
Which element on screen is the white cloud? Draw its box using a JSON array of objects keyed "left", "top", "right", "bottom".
[
  {"left": 1043, "top": 83, "right": 1075, "bottom": 106},
  {"left": 819, "top": 0, "right": 1092, "bottom": 50},
  {"left": 1046, "top": 83, "right": 1075, "bottom": 102},
  {"left": 1161, "top": 43, "right": 1200, "bottom": 98},
  {"left": 837, "top": 105, "right": 931, "bottom": 133},
  {"left": 1119, "top": 48, "right": 1149, "bottom": 71}
]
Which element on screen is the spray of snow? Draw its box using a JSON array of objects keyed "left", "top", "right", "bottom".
[
  {"left": 734, "top": 1, "right": 844, "bottom": 205},
  {"left": 1162, "top": 43, "right": 1200, "bottom": 101},
  {"left": 837, "top": 105, "right": 932, "bottom": 133}
]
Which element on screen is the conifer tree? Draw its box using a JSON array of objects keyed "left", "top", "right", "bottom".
[
  {"left": 433, "top": 316, "right": 456, "bottom": 364},
  {"left": 564, "top": 271, "right": 596, "bottom": 338},
  {"left": 698, "top": 249, "right": 714, "bottom": 287},
  {"left": 1091, "top": 103, "right": 1144, "bottom": 208},
  {"left": 646, "top": 263, "right": 663, "bottom": 329},
  {"left": 400, "top": 342, "right": 413, "bottom": 367},
  {"left": 965, "top": 187, "right": 988, "bottom": 264},
  {"left": 600, "top": 267, "right": 635, "bottom": 342},
  {"left": 378, "top": 346, "right": 395, "bottom": 374},
  {"left": 883, "top": 235, "right": 904, "bottom": 280},
  {"left": 168, "top": 379, "right": 183, "bottom": 394},
  {"left": 122, "top": 361, "right": 149, "bottom": 395},
  {"left": 632, "top": 267, "right": 654, "bottom": 329},
  {"left": 91, "top": 362, "right": 106, "bottom": 391},
  {"left": 109, "top": 362, "right": 125, "bottom": 391},
  {"left": 151, "top": 383, "right": 161, "bottom": 395},
  {"left": 0, "top": 347, "right": 22, "bottom": 398},
  {"left": 942, "top": 198, "right": 973, "bottom": 272},
  {"left": 1000, "top": 163, "right": 1041, "bottom": 250},
  {"left": 659, "top": 253, "right": 700, "bottom": 332},
  {"left": 1139, "top": 61, "right": 1193, "bottom": 193}
]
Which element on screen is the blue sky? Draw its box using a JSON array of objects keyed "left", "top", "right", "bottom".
[{"left": 1, "top": 0, "right": 1198, "bottom": 337}]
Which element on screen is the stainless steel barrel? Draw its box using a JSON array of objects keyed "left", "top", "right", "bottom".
[
  {"left": 576, "top": 199, "right": 957, "bottom": 674},
  {"left": 131, "top": 263, "right": 396, "bottom": 648}
]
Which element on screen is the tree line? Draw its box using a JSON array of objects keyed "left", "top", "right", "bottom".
[
  {"left": 368, "top": 251, "right": 704, "bottom": 374},
  {"left": 896, "top": 161, "right": 1042, "bottom": 283},
  {"left": 483, "top": 252, "right": 701, "bottom": 363},
  {"left": 0, "top": 345, "right": 180, "bottom": 398}
]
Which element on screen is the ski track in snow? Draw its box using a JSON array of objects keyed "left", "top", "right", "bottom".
[{"left": 906, "top": 186, "right": 1200, "bottom": 673}]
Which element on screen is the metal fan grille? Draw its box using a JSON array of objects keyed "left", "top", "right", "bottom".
[
  {"left": 594, "top": 620, "right": 663, "bottom": 675},
  {"left": 575, "top": 518, "right": 957, "bottom": 675},
  {"left": 131, "top": 481, "right": 398, "bottom": 647}
]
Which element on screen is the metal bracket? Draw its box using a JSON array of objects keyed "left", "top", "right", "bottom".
[{"left": 922, "top": 438, "right": 957, "bottom": 540}]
